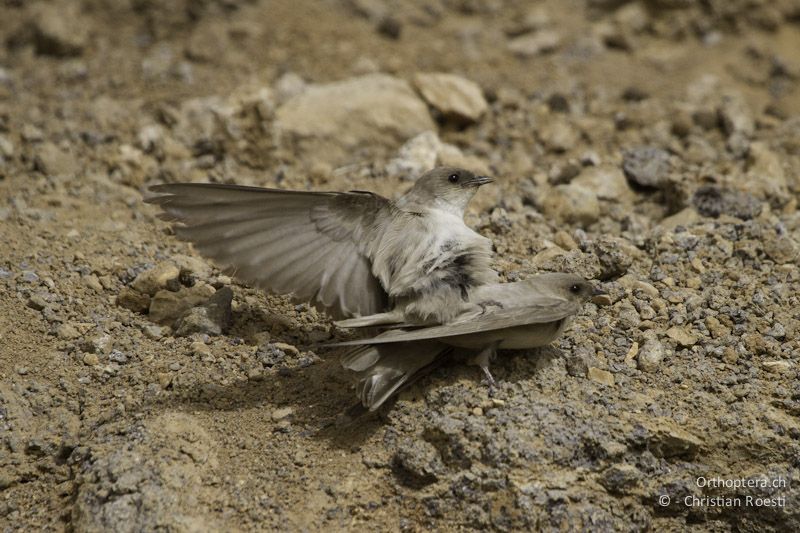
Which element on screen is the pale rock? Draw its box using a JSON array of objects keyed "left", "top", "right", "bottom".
[
  {"left": 171, "top": 254, "right": 213, "bottom": 281},
  {"left": 588, "top": 367, "right": 615, "bottom": 386},
  {"left": 190, "top": 341, "right": 211, "bottom": 357},
  {"left": 762, "top": 361, "right": 792, "bottom": 374},
  {"left": 86, "top": 334, "right": 113, "bottom": 355},
  {"left": 0, "top": 135, "right": 14, "bottom": 158},
  {"left": 137, "top": 124, "right": 167, "bottom": 153},
  {"left": 659, "top": 207, "right": 700, "bottom": 230},
  {"left": 641, "top": 418, "right": 703, "bottom": 459},
  {"left": 386, "top": 131, "right": 442, "bottom": 178},
  {"left": 271, "top": 407, "right": 295, "bottom": 421},
  {"left": 132, "top": 263, "right": 180, "bottom": 296},
  {"left": 174, "top": 96, "right": 236, "bottom": 146},
  {"left": 143, "top": 324, "right": 164, "bottom": 340},
  {"left": 539, "top": 184, "right": 600, "bottom": 226},
  {"left": 413, "top": 72, "right": 488, "bottom": 123},
  {"left": 573, "top": 164, "right": 634, "bottom": 202},
  {"left": 763, "top": 233, "right": 799, "bottom": 265},
  {"left": 275, "top": 74, "right": 435, "bottom": 147},
  {"left": 149, "top": 284, "right": 216, "bottom": 324},
  {"left": 437, "top": 143, "right": 491, "bottom": 175},
  {"left": 530, "top": 246, "right": 567, "bottom": 268},
  {"left": 272, "top": 342, "right": 299, "bottom": 355},
  {"left": 33, "top": 142, "right": 79, "bottom": 177},
  {"left": 29, "top": 0, "right": 89, "bottom": 57},
  {"left": 719, "top": 93, "right": 754, "bottom": 137},
  {"left": 539, "top": 118, "right": 579, "bottom": 153},
  {"left": 274, "top": 72, "right": 307, "bottom": 104},
  {"left": 745, "top": 142, "right": 789, "bottom": 205},
  {"left": 56, "top": 323, "right": 80, "bottom": 340},
  {"left": 666, "top": 326, "right": 698, "bottom": 347},
  {"left": 637, "top": 337, "right": 665, "bottom": 372},
  {"left": 507, "top": 30, "right": 561, "bottom": 56},
  {"left": 82, "top": 274, "right": 104, "bottom": 293}
]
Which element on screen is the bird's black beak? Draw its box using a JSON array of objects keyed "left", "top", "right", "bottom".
[
  {"left": 592, "top": 285, "right": 608, "bottom": 296},
  {"left": 592, "top": 285, "right": 607, "bottom": 297},
  {"left": 466, "top": 175, "right": 493, "bottom": 187}
]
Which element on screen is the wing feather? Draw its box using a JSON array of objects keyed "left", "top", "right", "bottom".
[
  {"left": 146, "top": 183, "right": 391, "bottom": 318},
  {"left": 330, "top": 298, "right": 580, "bottom": 345}
]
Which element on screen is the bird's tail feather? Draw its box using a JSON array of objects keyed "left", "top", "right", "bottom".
[{"left": 340, "top": 341, "right": 450, "bottom": 411}]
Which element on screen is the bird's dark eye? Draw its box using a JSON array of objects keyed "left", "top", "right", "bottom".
[
  {"left": 448, "top": 173, "right": 459, "bottom": 183},
  {"left": 570, "top": 284, "right": 581, "bottom": 294}
]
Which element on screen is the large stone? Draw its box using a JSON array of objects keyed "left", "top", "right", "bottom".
[
  {"left": 691, "top": 185, "right": 762, "bottom": 220},
  {"left": 148, "top": 284, "right": 216, "bottom": 324},
  {"left": 413, "top": 72, "right": 488, "bottom": 123},
  {"left": 174, "top": 287, "right": 233, "bottom": 337},
  {"left": 33, "top": 142, "right": 79, "bottom": 177},
  {"left": 637, "top": 337, "right": 665, "bottom": 372},
  {"left": 539, "top": 118, "right": 579, "bottom": 153},
  {"left": 28, "top": 1, "right": 89, "bottom": 57},
  {"left": 666, "top": 326, "right": 698, "bottom": 347},
  {"left": 117, "top": 288, "right": 151, "bottom": 314},
  {"left": 539, "top": 184, "right": 600, "bottom": 227},
  {"left": 131, "top": 263, "right": 181, "bottom": 296},
  {"left": 275, "top": 74, "right": 435, "bottom": 147},
  {"left": 745, "top": 142, "right": 790, "bottom": 205},
  {"left": 573, "top": 164, "right": 634, "bottom": 202},
  {"left": 385, "top": 131, "right": 489, "bottom": 178},
  {"left": 385, "top": 131, "right": 442, "bottom": 178},
  {"left": 622, "top": 146, "right": 671, "bottom": 189},
  {"left": 639, "top": 418, "right": 703, "bottom": 459}
]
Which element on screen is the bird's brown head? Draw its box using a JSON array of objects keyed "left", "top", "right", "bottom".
[
  {"left": 535, "top": 273, "right": 597, "bottom": 303},
  {"left": 400, "top": 167, "right": 493, "bottom": 215}
]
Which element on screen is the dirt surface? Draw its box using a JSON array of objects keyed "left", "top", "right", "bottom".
[{"left": 2, "top": 0, "right": 800, "bottom": 530}]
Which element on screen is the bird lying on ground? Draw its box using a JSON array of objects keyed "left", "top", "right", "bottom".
[{"left": 331, "top": 273, "right": 598, "bottom": 411}]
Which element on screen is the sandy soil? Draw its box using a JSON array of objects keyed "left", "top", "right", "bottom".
[{"left": 2, "top": 0, "right": 800, "bottom": 530}]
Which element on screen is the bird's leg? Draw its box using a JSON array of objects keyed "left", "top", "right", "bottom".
[{"left": 469, "top": 341, "right": 501, "bottom": 393}]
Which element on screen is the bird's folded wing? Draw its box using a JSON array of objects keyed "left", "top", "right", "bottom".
[
  {"left": 146, "top": 183, "right": 391, "bottom": 318},
  {"left": 329, "top": 297, "right": 579, "bottom": 345}
]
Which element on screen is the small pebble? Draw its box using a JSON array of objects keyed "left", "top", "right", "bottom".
[
  {"left": 271, "top": 406, "right": 294, "bottom": 421},
  {"left": 588, "top": 367, "right": 615, "bottom": 386}
]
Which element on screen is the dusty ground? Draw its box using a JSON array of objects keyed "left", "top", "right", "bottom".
[{"left": 2, "top": 0, "right": 800, "bottom": 530}]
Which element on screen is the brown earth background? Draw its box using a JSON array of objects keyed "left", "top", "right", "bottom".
[{"left": 2, "top": 0, "right": 800, "bottom": 530}]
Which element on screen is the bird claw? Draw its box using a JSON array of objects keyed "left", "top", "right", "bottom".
[
  {"left": 481, "top": 365, "right": 497, "bottom": 396},
  {"left": 470, "top": 341, "right": 501, "bottom": 396}
]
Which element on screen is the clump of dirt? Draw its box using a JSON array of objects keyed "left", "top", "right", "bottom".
[{"left": 1, "top": 0, "right": 799, "bottom": 530}]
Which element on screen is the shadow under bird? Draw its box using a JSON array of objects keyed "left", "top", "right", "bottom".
[
  {"left": 331, "top": 273, "right": 598, "bottom": 411},
  {"left": 145, "top": 167, "right": 497, "bottom": 322}
]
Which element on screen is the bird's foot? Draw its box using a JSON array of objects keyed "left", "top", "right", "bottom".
[
  {"left": 470, "top": 341, "right": 501, "bottom": 394},
  {"left": 480, "top": 364, "right": 497, "bottom": 396}
]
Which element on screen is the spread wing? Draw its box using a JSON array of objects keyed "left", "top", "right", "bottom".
[
  {"left": 329, "top": 297, "right": 579, "bottom": 345},
  {"left": 146, "top": 183, "right": 392, "bottom": 319}
]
